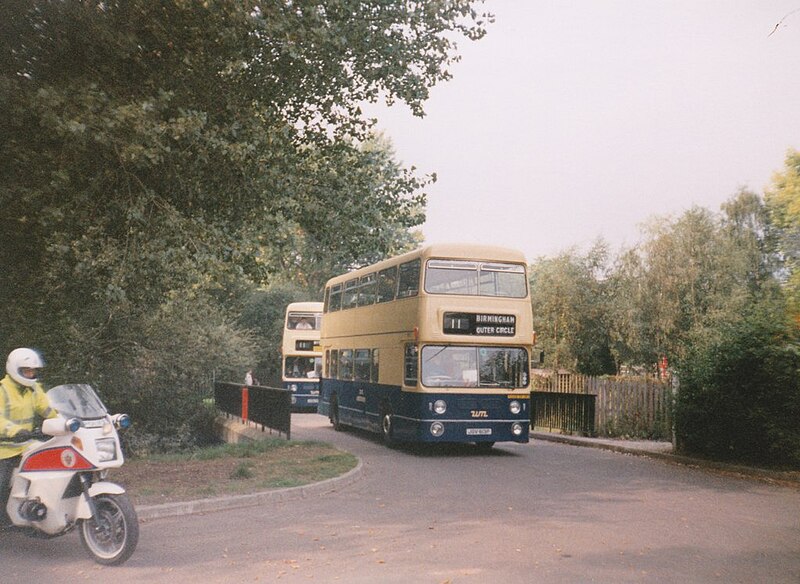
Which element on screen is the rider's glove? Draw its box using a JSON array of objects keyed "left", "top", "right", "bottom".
[{"left": 12, "top": 429, "right": 33, "bottom": 442}]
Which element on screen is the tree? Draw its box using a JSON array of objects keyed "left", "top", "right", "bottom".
[
  {"left": 0, "top": 0, "right": 489, "bottom": 449},
  {"left": 765, "top": 149, "right": 800, "bottom": 320},
  {"left": 609, "top": 196, "right": 771, "bottom": 370},
  {"left": 529, "top": 241, "right": 615, "bottom": 375}
]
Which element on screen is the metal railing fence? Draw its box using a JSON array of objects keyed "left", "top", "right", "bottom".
[{"left": 214, "top": 381, "right": 292, "bottom": 440}]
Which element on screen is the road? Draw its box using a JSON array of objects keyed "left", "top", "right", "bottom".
[{"left": 3, "top": 414, "right": 799, "bottom": 583}]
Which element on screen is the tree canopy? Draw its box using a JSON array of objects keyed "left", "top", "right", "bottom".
[{"left": 0, "top": 0, "right": 491, "bottom": 449}]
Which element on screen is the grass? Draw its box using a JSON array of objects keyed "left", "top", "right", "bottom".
[{"left": 111, "top": 438, "right": 358, "bottom": 506}]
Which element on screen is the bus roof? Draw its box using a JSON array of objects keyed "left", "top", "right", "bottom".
[
  {"left": 285, "top": 301, "right": 323, "bottom": 314},
  {"left": 324, "top": 243, "right": 528, "bottom": 288}
]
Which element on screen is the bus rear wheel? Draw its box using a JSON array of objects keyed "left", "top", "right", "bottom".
[{"left": 381, "top": 410, "right": 396, "bottom": 448}]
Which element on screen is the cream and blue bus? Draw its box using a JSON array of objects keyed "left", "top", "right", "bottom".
[
  {"left": 282, "top": 302, "right": 323, "bottom": 410},
  {"left": 318, "top": 244, "right": 532, "bottom": 448}
]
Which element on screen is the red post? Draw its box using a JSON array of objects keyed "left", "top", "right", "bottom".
[{"left": 241, "top": 386, "right": 249, "bottom": 421}]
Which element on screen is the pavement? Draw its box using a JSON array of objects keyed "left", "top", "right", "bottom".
[
  {"left": 135, "top": 421, "right": 799, "bottom": 522},
  {"left": 532, "top": 430, "right": 800, "bottom": 488}
]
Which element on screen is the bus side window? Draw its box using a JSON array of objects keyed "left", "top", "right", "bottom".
[
  {"left": 403, "top": 344, "right": 418, "bottom": 386},
  {"left": 377, "top": 266, "right": 397, "bottom": 303},
  {"left": 371, "top": 349, "right": 380, "bottom": 383},
  {"left": 339, "top": 349, "right": 353, "bottom": 380},
  {"left": 343, "top": 279, "right": 358, "bottom": 309},
  {"left": 397, "top": 259, "right": 420, "bottom": 298},
  {"left": 358, "top": 273, "right": 377, "bottom": 307},
  {"left": 329, "top": 349, "right": 339, "bottom": 379},
  {"left": 354, "top": 349, "right": 371, "bottom": 381},
  {"left": 329, "top": 285, "right": 342, "bottom": 312}
]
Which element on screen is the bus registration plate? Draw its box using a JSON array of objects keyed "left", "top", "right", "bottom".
[{"left": 466, "top": 428, "right": 492, "bottom": 436}]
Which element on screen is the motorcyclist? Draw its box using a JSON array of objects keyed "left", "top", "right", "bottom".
[{"left": 0, "top": 348, "right": 57, "bottom": 525}]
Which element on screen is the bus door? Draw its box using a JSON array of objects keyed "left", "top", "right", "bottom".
[{"left": 353, "top": 349, "right": 371, "bottom": 416}]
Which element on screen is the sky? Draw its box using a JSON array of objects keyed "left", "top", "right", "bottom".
[{"left": 364, "top": 1, "right": 800, "bottom": 261}]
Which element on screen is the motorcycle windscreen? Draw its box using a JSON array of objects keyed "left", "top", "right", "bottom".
[{"left": 46, "top": 384, "right": 108, "bottom": 419}]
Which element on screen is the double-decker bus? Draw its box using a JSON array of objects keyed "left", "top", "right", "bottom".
[
  {"left": 282, "top": 302, "right": 323, "bottom": 409},
  {"left": 318, "top": 244, "right": 532, "bottom": 448}
]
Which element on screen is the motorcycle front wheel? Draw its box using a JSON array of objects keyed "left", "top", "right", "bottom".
[{"left": 78, "top": 493, "right": 139, "bottom": 566}]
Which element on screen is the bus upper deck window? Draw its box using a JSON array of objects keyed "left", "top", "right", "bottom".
[
  {"left": 397, "top": 259, "right": 420, "bottom": 299},
  {"left": 425, "top": 260, "right": 478, "bottom": 295},
  {"left": 377, "top": 266, "right": 398, "bottom": 303},
  {"left": 343, "top": 279, "right": 359, "bottom": 309},
  {"left": 329, "top": 284, "right": 342, "bottom": 312},
  {"left": 288, "top": 312, "right": 317, "bottom": 330},
  {"left": 425, "top": 259, "right": 527, "bottom": 298},
  {"left": 479, "top": 263, "right": 527, "bottom": 298},
  {"left": 358, "top": 273, "right": 377, "bottom": 307}
]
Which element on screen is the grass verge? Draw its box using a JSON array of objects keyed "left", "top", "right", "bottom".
[{"left": 110, "top": 439, "right": 357, "bottom": 506}]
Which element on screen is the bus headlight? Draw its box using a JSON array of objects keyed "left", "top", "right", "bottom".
[
  {"left": 430, "top": 422, "right": 445, "bottom": 437},
  {"left": 512, "top": 422, "right": 524, "bottom": 436},
  {"left": 433, "top": 400, "right": 447, "bottom": 415},
  {"left": 290, "top": 384, "right": 298, "bottom": 391},
  {"left": 509, "top": 400, "right": 521, "bottom": 415}
]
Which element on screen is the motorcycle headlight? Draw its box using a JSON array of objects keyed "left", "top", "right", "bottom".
[{"left": 95, "top": 438, "right": 117, "bottom": 462}]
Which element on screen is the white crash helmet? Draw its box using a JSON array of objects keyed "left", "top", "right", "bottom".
[{"left": 6, "top": 348, "right": 44, "bottom": 387}]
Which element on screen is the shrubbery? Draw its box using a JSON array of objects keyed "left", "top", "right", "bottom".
[{"left": 674, "top": 295, "right": 800, "bottom": 468}]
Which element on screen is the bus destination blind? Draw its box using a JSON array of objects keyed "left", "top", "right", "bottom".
[{"left": 443, "top": 312, "right": 516, "bottom": 336}]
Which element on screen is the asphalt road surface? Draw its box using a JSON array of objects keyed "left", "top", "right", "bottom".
[{"left": 3, "top": 414, "right": 799, "bottom": 583}]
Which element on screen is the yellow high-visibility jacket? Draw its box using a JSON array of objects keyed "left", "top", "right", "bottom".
[{"left": 0, "top": 375, "right": 56, "bottom": 459}]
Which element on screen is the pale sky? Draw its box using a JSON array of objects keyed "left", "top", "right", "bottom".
[{"left": 364, "top": 1, "right": 800, "bottom": 260}]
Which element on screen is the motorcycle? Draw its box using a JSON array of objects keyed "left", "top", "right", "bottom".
[{"left": 4, "top": 383, "right": 139, "bottom": 565}]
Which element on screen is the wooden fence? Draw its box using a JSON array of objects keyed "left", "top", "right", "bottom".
[{"left": 531, "top": 372, "right": 673, "bottom": 440}]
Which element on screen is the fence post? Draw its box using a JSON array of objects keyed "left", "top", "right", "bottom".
[{"left": 241, "top": 386, "right": 249, "bottom": 422}]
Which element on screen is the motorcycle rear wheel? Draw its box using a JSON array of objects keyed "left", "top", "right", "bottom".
[{"left": 78, "top": 493, "right": 139, "bottom": 566}]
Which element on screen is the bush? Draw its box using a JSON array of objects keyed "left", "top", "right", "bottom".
[{"left": 674, "top": 296, "right": 800, "bottom": 468}]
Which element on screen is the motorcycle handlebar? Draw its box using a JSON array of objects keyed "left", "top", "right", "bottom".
[{"left": 11, "top": 430, "right": 48, "bottom": 443}]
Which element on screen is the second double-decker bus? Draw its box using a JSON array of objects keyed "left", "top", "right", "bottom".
[
  {"left": 282, "top": 301, "right": 323, "bottom": 410},
  {"left": 318, "top": 244, "right": 532, "bottom": 448}
]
